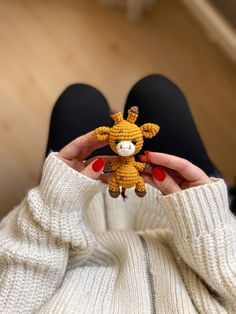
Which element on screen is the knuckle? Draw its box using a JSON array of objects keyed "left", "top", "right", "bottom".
[{"left": 177, "top": 161, "right": 191, "bottom": 175}]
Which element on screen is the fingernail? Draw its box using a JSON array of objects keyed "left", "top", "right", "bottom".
[
  {"left": 92, "top": 157, "right": 105, "bottom": 172},
  {"left": 138, "top": 154, "right": 145, "bottom": 160},
  {"left": 152, "top": 167, "right": 166, "bottom": 181}
]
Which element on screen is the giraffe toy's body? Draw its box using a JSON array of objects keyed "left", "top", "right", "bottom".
[
  {"left": 109, "top": 156, "right": 145, "bottom": 193},
  {"left": 93, "top": 106, "right": 160, "bottom": 198}
]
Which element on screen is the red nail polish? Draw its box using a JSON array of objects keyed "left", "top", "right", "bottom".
[
  {"left": 92, "top": 157, "right": 105, "bottom": 172},
  {"left": 138, "top": 155, "right": 145, "bottom": 160},
  {"left": 152, "top": 167, "right": 166, "bottom": 181}
]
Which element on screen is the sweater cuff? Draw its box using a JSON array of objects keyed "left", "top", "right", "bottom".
[
  {"left": 39, "top": 152, "right": 101, "bottom": 211},
  {"left": 159, "top": 179, "right": 232, "bottom": 239},
  {"left": 28, "top": 152, "right": 102, "bottom": 248}
]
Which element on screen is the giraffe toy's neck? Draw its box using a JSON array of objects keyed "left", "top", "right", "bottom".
[{"left": 119, "top": 156, "right": 135, "bottom": 164}]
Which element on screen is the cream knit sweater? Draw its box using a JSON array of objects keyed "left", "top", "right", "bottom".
[{"left": 0, "top": 152, "right": 236, "bottom": 314}]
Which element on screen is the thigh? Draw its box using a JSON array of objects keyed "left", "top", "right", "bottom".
[
  {"left": 45, "top": 83, "right": 115, "bottom": 158},
  {"left": 123, "top": 74, "right": 221, "bottom": 176}
]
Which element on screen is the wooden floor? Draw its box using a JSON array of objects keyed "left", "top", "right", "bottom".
[{"left": 1, "top": 0, "right": 236, "bottom": 219}]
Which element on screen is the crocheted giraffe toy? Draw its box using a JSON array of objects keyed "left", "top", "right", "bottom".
[{"left": 92, "top": 106, "right": 160, "bottom": 198}]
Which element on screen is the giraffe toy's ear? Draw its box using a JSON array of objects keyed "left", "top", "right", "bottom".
[
  {"left": 140, "top": 123, "right": 160, "bottom": 138},
  {"left": 93, "top": 126, "right": 111, "bottom": 141}
]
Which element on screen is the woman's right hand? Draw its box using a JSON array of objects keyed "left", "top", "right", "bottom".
[{"left": 57, "top": 131, "right": 108, "bottom": 179}]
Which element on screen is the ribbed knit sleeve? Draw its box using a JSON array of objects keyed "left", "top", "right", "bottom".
[
  {"left": 0, "top": 152, "right": 100, "bottom": 313},
  {"left": 159, "top": 179, "right": 236, "bottom": 311}
]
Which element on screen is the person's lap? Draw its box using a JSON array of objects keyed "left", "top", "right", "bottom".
[{"left": 45, "top": 74, "right": 220, "bottom": 177}]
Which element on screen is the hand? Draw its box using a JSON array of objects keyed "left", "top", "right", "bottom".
[
  {"left": 57, "top": 131, "right": 109, "bottom": 179},
  {"left": 139, "top": 152, "right": 212, "bottom": 195}
]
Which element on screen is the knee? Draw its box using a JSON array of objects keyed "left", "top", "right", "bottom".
[
  {"left": 129, "top": 74, "right": 185, "bottom": 99},
  {"left": 138, "top": 74, "right": 171, "bottom": 84},
  {"left": 52, "top": 83, "right": 108, "bottom": 114},
  {"left": 59, "top": 83, "right": 103, "bottom": 100}
]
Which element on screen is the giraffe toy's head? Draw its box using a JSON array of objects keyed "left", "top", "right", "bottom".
[{"left": 93, "top": 106, "right": 160, "bottom": 156}]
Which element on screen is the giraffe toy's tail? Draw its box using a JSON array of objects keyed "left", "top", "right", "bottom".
[{"left": 121, "top": 187, "right": 127, "bottom": 200}]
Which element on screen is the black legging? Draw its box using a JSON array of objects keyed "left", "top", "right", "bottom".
[{"left": 45, "top": 74, "right": 221, "bottom": 177}]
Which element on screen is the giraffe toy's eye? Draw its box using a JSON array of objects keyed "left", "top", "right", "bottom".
[
  {"left": 115, "top": 139, "right": 120, "bottom": 145},
  {"left": 132, "top": 139, "right": 137, "bottom": 145}
]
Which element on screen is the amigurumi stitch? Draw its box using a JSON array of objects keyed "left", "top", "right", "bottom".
[{"left": 92, "top": 106, "right": 160, "bottom": 198}]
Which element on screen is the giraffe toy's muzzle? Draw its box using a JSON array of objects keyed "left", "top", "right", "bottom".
[{"left": 116, "top": 141, "right": 136, "bottom": 157}]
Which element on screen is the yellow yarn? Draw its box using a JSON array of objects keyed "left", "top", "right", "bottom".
[{"left": 92, "top": 106, "right": 160, "bottom": 198}]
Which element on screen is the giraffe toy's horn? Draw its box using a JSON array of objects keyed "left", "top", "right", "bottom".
[
  {"left": 127, "top": 106, "right": 139, "bottom": 124},
  {"left": 111, "top": 112, "right": 123, "bottom": 124}
]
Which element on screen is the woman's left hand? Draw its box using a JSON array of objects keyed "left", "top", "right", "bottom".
[{"left": 139, "top": 151, "right": 212, "bottom": 195}]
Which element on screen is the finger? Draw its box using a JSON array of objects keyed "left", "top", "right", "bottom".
[
  {"left": 139, "top": 154, "right": 185, "bottom": 185},
  {"left": 145, "top": 152, "right": 210, "bottom": 183},
  {"left": 165, "top": 168, "right": 185, "bottom": 186},
  {"left": 141, "top": 166, "right": 184, "bottom": 187},
  {"left": 152, "top": 167, "right": 181, "bottom": 195},
  {"left": 81, "top": 157, "right": 105, "bottom": 180},
  {"left": 59, "top": 131, "right": 108, "bottom": 160},
  {"left": 77, "top": 142, "right": 110, "bottom": 161},
  {"left": 138, "top": 154, "right": 148, "bottom": 162}
]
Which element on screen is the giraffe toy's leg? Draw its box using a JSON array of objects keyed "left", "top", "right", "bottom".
[
  {"left": 109, "top": 177, "right": 120, "bottom": 198},
  {"left": 135, "top": 176, "right": 146, "bottom": 197}
]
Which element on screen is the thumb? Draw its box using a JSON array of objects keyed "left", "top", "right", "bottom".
[
  {"left": 81, "top": 157, "right": 105, "bottom": 180},
  {"left": 152, "top": 167, "right": 181, "bottom": 195}
]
